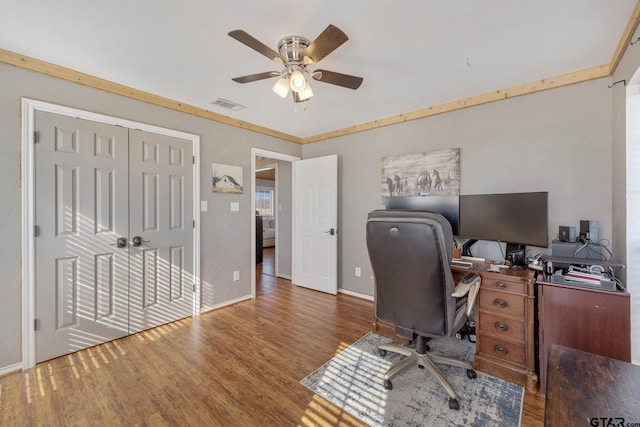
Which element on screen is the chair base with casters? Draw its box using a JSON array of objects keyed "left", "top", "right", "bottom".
[{"left": 378, "top": 335, "right": 477, "bottom": 410}]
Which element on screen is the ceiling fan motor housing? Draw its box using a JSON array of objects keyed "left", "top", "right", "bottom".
[{"left": 278, "top": 36, "right": 311, "bottom": 64}]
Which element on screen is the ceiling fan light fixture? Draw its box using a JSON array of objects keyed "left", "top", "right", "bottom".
[
  {"left": 298, "top": 82, "right": 314, "bottom": 101},
  {"left": 289, "top": 69, "right": 306, "bottom": 92},
  {"left": 272, "top": 77, "right": 290, "bottom": 98}
]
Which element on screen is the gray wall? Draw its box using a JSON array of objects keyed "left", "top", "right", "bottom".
[
  {"left": 4, "top": 43, "right": 640, "bottom": 368},
  {"left": 611, "top": 32, "right": 640, "bottom": 363},
  {"left": 0, "top": 63, "right": 301, "bottom": 368},
  {"left": 302, "top": 79, "right": 613, "bottom": 296},
  {"left": 274, "top": 160, "right": 293, "bottom": 277}
]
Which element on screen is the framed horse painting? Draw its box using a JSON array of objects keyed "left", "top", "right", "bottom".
[{"left": 381, "top": 148, "right": 460, "bottom": 200}]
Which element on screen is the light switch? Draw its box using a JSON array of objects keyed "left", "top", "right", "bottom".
[
  {"left": 200, "top": 200, "right": 208, "bottom": 212},
  {"left": 230, "top": 202, "right": 239, "bottom": 212}
]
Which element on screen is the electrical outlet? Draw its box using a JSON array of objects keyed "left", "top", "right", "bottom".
[
  {"left": 233, "top": 270, "right": 240, "bottom": 281},
  {"left": 355, "top": 267, "right": 361, "bottom": 277}
]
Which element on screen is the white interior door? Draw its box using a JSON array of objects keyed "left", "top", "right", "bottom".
[
  {"left": 292, "top": 155, "right": 338, "bottom": 294},
  {"left": 128, "top": 129, "right": 194, "bottom": 333},
  {"left": 34, "top": 112, "right": 130, "bottom": 362},
  {"left": 34, "top": 112, "right": 195, "bottom": 362}
]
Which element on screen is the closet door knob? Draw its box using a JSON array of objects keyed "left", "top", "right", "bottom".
[
  {"left": 132, "top": 236, "right": 150, "bottom": 247},
  {"left": 110, "top": 237, "right": 127, "bottom": 248}
]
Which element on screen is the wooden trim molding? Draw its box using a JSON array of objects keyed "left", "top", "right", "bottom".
[
  {"left": 0, "top": 22, "right": 628, "bottom": 146},
  {"left": 609, "top": 0, "right": 640, "bottom": 74},
  {"left": 302, "top": 65, "right": 610, "bottom": 144},
  {"left": 0, "top": 48, "right": 302, "bottom": 144}
]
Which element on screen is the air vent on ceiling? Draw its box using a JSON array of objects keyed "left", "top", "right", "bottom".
[{"left": 212, "top": 98, "right": 245, "bottom": 111}]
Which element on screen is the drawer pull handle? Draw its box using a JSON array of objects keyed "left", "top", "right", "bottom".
[
  {"left": 493, "top": 298, "right": 508, "bottom": 308},
  {"left": 494, "top": 321, "right": 509, "bottom": 332},
  {"left": 495, "top": 281, "right": 507, "bottom": 288},
  {"left": 494, "top": 345, "right": 508, "bottom": 355}
]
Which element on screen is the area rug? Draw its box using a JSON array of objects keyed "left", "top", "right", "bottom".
[{"left": 301, "top": 332, "right": 523, "bottom": 427}]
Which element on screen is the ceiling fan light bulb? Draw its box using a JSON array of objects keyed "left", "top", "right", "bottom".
[
  {"left": 299, "top": 82, "right": 314, "bottom": 101},
  {"left": 289, "top": 70, "right": 306, "bottom": 92},
  {"left": 272, "top": 78, "right": 290, "bottom": 98}
]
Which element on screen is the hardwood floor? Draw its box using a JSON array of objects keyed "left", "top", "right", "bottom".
[
  {"left": 0, "top": 272, "right": 544, "bottom": 426},
  {"left": 256, "top": 247, "right": 278, "bottom": 296}
]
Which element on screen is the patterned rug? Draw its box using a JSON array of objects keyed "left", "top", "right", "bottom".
[{"left": 301, "top": 332, "right": 523, "bottom": 427}]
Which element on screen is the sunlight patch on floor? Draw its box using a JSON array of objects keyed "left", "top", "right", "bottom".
[{"left": 302, "top": 340, "right": 392, "bottom": 426}]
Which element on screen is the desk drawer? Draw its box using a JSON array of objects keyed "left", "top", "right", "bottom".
[
  {"left": 478, "top": 334, "right": 525, "bottom": 366},
  {"left": 478, "top": 290, "right": 525, "bottom": 317},
  {"left": 478, "top": 312, "right": 524, "bottom": 342},
  {"left": 481, "top": 276, "right": 526, "bottom": 294}
]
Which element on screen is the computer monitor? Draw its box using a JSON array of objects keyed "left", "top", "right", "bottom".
[
  {"left": 384, "top": 195, "right": 460, "bottom": 236},
  {"left": 458, "top": 191, "right": 549, "bottom": 251}
]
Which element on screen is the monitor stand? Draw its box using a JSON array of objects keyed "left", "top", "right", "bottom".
[
  {"left": 506, "top": 243, "right": 526, "bottom": 269},
  {"left": 461, "top": 239, "right": 478, "bottom": 257}
]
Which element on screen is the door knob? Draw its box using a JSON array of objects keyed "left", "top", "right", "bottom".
[
  {"left": 110, "top": 237, "right": 128, "bottom": 248},
  {"left": 131, "top": 236, "right": 150, "bottom": 247},
  {"left": 325, "top": 228, "right": 336, "bottom": 236}
]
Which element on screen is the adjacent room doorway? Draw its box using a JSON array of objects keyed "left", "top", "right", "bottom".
[{"left": 251, "top": 148, "right": 298, "bottom": 297}]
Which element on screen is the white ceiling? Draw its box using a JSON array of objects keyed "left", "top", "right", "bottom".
[{"left": 1, "top": 1, "right": 636, "bottom": 139}]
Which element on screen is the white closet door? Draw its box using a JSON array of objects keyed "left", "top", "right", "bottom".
[
  {"left": 128, "top": 129, "right": 194, "bottom": 333},
  {"left": 34, "top": 111, "right": 130, "bottom": 362}
]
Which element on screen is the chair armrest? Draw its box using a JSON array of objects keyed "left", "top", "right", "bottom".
[
  {"left": 452, "top": 276, "right": 481, "bottom": 317},
  {"left": 465, "top": 281, "right": 480, "bottom": 317}
]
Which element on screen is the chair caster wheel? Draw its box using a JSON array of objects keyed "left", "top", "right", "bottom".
[
  {"left": 418, "top": 364, "right": 424, "bottom": 369},
  {"left": 378, "top": 349, "right": 387, "bottom": 357},
  {"left": 384, "top": 379, "right": 393, "bottom": 390},
  {"left": 466, "top": 369, "right": 477, "bottom": 379},
  {"left": 449, "top": 398, "right": 460, "bottom": 410}
]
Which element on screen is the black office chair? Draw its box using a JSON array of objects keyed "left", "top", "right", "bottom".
[{"left": 366, "top": 209, "right": 479, "bottom": 410}]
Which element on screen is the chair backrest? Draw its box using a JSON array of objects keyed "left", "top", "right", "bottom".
[{"left": 366, "top": 210, "right": 457, "bottom": 338}]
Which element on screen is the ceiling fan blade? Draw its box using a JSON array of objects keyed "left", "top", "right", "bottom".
[
  {"left": 311, "top": 69, "right": 363, "bottom": 90},
  {"left": 232, "top": 71, "right": 280, "bottom": 84},
  {"left": 302, "top": 25, "right": 349, "bottom": 64},
  {"left": 228, "top": 30, "right": 284, "bottom": 63}
]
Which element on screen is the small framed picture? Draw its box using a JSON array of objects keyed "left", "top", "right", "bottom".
[{"left": 212, "top": 163, "right": 243, "bottom": 194}]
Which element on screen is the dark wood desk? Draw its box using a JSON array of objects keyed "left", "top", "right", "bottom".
[
  {"left": 545, "top": 343, "right": 640, "bottom": 426},
  {"left": 537, "top": 280, "right": 631, "bottom": 393}
]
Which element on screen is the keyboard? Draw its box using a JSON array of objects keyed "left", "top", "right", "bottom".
[{"left": 450, "top": 260, "right": 473, "bottom": 269}]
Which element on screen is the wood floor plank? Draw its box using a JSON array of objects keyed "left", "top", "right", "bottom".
[{"left": 0, "top": 273, "right": 543, "bottom": 426}]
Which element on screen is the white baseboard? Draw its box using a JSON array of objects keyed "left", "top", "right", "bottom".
[
  {"left": 339, "top": 288, "right": 374, "bottom": 301},
  {"left": 276, "top": 273, "right": 292, "bottom": 280},
  {"left": 200, "top": 294, "right": 252, "bottom": 314},
  {"left": 0, "top": 361, "right": 23, "bottom": 377}
]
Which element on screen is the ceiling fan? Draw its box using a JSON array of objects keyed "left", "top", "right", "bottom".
[{"left": 228, "top": 24, "right": 363, "bottom": 103}]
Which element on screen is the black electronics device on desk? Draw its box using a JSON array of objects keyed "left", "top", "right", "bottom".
[
  {"left": 541, "top": 255, "right": 624, "bottom": 292},
  {"left": 386, "top": 191, "right": 549, "bottom": 268}
]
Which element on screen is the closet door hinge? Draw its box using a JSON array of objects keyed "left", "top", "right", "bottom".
[
  {"left": 34, "top": 225, "right": 40, "bottom": 237},
  {"left": 34, "top": 318, "right": 40, "bottom": 331},
  {"left": 193, "top": 155, "right": 195, "bottom": 164},
  {"left": 34, "top": 131, "right": 40, "bottom": 143}
]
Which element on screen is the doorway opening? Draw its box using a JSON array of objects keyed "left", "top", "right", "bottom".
[
  {"left": 250, "top": 148, "right": 299, "bottom": 298},
  {"left": 255, "top": 162, "right": 277, "bottom": 294}
]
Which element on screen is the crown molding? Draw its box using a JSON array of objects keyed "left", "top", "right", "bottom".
[
  {"left": 0, "top": 48, "right": 302, "bottom": 144},
  {"left": 609, "top": 0, "right": 640, "bottom": 74},
  {"left": 300, "top": 65, "right": 610, "bottom": 144},
  {"left": 3, "top": 0, "right": 639, "bottom": 150}
]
